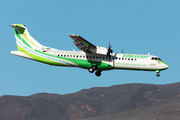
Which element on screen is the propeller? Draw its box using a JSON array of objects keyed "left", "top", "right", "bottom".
[{"left": 107, "top": 42, "right": 113, "bottom": 61}]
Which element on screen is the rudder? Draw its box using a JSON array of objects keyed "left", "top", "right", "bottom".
[{"left": 10, "top": 24, "right": 43, "bottom": 51}]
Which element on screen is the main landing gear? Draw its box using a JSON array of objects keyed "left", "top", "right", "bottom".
[
  {"left": 88, "top": 66, "right": 102, "bottom": 77},
  {"left": 95, "top": 70, "right": 101, "bottom": 77},
  {"left": 88, "top": 68, "right": 95, "bottom": 73}
]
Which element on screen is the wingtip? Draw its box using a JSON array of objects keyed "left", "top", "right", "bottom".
[{"left": 69, "top": 34, "right": 79, "bottom": 37}]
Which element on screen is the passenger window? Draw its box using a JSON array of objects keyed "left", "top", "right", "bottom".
[
  {"left": 122, "top": 58, "right": 124, "bottom": 60},
  {"left": 73, "top": 55, "right": 75, "bottom": 57},
  {"left": 119, "top": 58, "right": 121, "bottom": 60},
  {"left": 67, "top": 55, "right": 69, "bottom": 57},
  {"left": 61, "top": 55, "right": 63, "bottom": 57},
  {"left": 128, "top": 58, "right": 130, "bottom": 60},
  {"left": 77, "top": 55, "right": 78, "bottom": 58},
  {"left": 64, "top": 55, "right": 66, "bottom": 57}
]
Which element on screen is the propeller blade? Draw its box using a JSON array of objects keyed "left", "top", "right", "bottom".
[{"left": 107, "top": 42, "right": 113, "bottom": 62}]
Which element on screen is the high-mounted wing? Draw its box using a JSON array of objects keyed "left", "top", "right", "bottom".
[
  {"left": 69, "top": 34, "right": 110, "bottom": 55},
  {"left": 69, "top": 34, "right": 96, "bottom": 53}
]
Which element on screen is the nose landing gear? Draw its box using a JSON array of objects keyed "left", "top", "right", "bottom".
[
  {"left": 156, "top": 73, "right": 160, "bottom": 77},
  {"left": 156, "top": 70, "right": 160, "bottom": 77}
]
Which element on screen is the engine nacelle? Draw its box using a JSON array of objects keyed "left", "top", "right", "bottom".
[{"left": 93, "top": 46, "right": 108, "bottom": 55}]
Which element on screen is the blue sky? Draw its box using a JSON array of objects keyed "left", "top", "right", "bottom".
[{"left": 1, "top": 0, "right": 180, "bottom": 96}]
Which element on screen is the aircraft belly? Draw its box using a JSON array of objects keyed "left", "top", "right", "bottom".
[{"left": 75, "top": 60, "right": 91, "bottom": 69}]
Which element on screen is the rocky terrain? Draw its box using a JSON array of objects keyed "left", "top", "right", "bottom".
[{"left": 1, "top": 83, "right": 180, "bottom": 120}]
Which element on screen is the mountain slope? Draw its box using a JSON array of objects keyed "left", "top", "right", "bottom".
[
  {"left": 80, "top": 96, "right": 180, "bottom": 120},
  {"left": 0, "top": 83, "right": 180, "bottom": 120}
]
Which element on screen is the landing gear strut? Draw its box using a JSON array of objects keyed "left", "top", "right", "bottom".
[{"left": 156, "top": 70, "right": 160, "bottom": 77}]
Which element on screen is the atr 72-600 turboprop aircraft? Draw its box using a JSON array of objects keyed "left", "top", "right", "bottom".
[{"left": 10, "top": 24, "right": 169, "bottom": 77}]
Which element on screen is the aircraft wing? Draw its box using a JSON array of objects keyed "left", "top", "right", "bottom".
[{"left": 69, "top": 34, "right": 97, "bottom": 53}]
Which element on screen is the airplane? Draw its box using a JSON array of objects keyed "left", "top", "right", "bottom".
[{"left": 10, "top": 24, "right": 169, "bottom": 77}]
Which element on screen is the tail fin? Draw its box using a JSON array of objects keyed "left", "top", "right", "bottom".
[{"left": 10, "top": 24, "right": 43, "bottom": 51}]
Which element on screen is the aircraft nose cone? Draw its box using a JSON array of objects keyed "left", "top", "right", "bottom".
[{"left": 164, "top": 63, "right": 169, "bottom": 69}]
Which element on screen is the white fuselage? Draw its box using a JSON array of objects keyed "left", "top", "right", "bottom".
[{"left": 43, "top": 49, "right": 168, "bottom": 71}]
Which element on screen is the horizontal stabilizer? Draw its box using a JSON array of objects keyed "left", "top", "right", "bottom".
[
  {"left": 11, "top": 51, "right": 33, "bottom": 60},
  {"left": 10, "top": 24, "right": 26, "bottom": 30}
]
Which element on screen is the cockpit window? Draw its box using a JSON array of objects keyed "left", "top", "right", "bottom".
[{"left": 151, "top": 57, "right": 162, "bottom": 61}]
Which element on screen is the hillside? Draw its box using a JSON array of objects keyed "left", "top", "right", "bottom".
[
  {"left": 80, "top": 96, "right": 180, "bottom": 120},
  {"left": 0, "top": 83, "right": 180, "bottom": 120}
]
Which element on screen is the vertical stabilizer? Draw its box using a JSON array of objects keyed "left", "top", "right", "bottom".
[{"left": 10, "top": 24, "right": 44, "bottom": 51}]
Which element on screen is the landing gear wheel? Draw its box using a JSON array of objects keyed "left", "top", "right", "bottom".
[
  {"left": 88, "top": 68, "right": 94, "bottom": 73},
  {"left": 95, "top": 71, "right": 101, "bottom": 77},
  {"left": 88, "top": 65, "right": 97, "bottom": 73},
  {"left": 156, "top": 73, "right": 160, "bottom": 77}
]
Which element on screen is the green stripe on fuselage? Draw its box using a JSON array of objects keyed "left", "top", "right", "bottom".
[
  {"left": 34, "top": 49, "right": 112, "bottom": 69},
  {"left": 17, "top": 45, "right": 65, "bottom": 66},
  {"left": 156, "top": 60, "right": 168, "bottom": 66}
]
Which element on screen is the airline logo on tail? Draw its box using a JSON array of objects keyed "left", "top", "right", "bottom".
[{"left": 11, "top": 24, "right": 42, "bottom": 51}]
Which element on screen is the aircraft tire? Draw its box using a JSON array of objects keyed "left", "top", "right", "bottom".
[
  {"left": 156, "top": 73, "right": 160, "bottom": 77},
  {"left": 88, "top": 68, "right": 94, "bottom": 73},
  {"left": 95, "top": 71, "right": 101, "bottom": 77}
]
